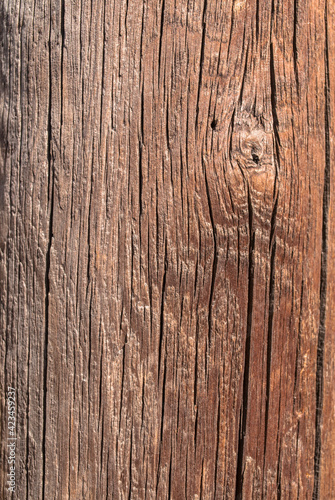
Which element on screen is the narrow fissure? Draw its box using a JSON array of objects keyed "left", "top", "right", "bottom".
[
  {"left": 235, "top": 188, "right": 255, "bottom": 499},
  {"left": 158, "top": 239, "right": 167, "bottom": 381},
  {"left": 204, "top": 168, "right": 217, "bottom": 349},
  {"left": 264, "top": 240, "right": 276, "bottom": 460},
  {"left": 312, "top": 4, "right": 331, "bottom": 497},
  {"left": 42, "top": 9, "right": 54, "bottom": 495},
  {"left": 269, "top": 41, "right": 281, "bottom": 162},
  {"left": 195, "top": 0, "right": 207, "bottom": 130}
]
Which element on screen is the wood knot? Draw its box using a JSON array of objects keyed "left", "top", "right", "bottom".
[{"left": 230, "top": 112, "right": 275, "bottom": 173}]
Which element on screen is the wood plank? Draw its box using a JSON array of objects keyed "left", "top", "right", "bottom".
[{"left": 0, "top": 0, "right": 333, "bottom": 498}]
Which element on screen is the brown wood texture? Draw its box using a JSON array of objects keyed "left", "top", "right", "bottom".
[{"left": 1, "top": 0, "right": 334, "bottom": 498}]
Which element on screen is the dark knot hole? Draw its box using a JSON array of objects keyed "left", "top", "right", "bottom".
[
  {"left": 252, "top": 153, "right": 260, "bottom": 164},
  {"left": 211, "top": 119, "right": 218, "bottom": 130}
]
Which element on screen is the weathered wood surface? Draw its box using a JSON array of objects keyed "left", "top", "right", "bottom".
[{"left": 0, "top": 0, "right": 334, "bottom": 498}]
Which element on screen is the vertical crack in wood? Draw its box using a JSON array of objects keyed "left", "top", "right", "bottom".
[
  {"left": 204, "top": 167, "right": 217, "bottom": 351},
  {"left": 193, "top": 318, "right": 199, "bottom": 408},
  {"left": 263, "top": 187, "right": 279, "bottom": 476},
  {"left": 238, "top": 41, "right": 249, "bottom": 107},
  {"left": 269, "top": 191, "right": 278, "bottom": 251},
  {"left": 276, "top": 441, "right": 282, "bottom": 499},
  {"left": 195, "top": 0, "right": 207, "bottom": 131},
  {"left": 158, "top": 239, "right": 167, "bottom": 381},
  {"left": 269, "top": 43, "right": 281, "bottom": 162},
  {"left": 200, "top": 458, "right": 205, "bottom": 499},
  {"left": 160, "top": 354, "right": 167, "bottom": 445},
  {"left": 312, "top": 2, "right": 331, "bottom": 497},
  {"left": 126, "top": 425, "right": 132, "bottom": 499},
  {"left": 158, "top": 0, "right": 165, "bottom": 84},
  {"left": 264, "top": 238, "right": 276, "bottom": 459},
  {"left": 139, "top": 95, "right": 144, "bottom": 216},
  {"left": 99, "top": 0, "right": 106, "bottom": 146},
  {"left": 119, "top": 344, "right": 126, "bottom": 434},
  {"left": 87, "top": 150, "right": 94, "bottom": 391},
  {"left": 26, "top": 319, "right": 31, "bottom": 500},
  {"left": 168, "top": 437, "right": 173, "bottom": 499},
  {"left": 156, "top": 353, "right": 167, "bottom": 497},
  {"left": 255, "top": 0, "right": 260, "bottom": 42},
  {"left": 214, "top": 382, "right": 221, "bottom": 497},
  {"left": 235, "top": 186, "right": 255, "bottom": 499},
  {"left": 43, "top": 5, "right": 54, "bottom": 497},
  {"left": 60, "top": 0, "right": 65, "bottom": 131},
  {"left": 17, "top": 6, "right": 30, "bottom": 495},
  {"left": 293, "top": 0, "right": 300, "bottom": 95}
]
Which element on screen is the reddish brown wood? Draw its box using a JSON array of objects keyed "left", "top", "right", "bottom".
[{"left": 0, "top": 0, "right": 334, "bottom": 498}]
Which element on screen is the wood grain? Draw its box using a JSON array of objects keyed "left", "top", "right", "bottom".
[{"left": 0, "top": 0, "right": 334, "bottom": 498}]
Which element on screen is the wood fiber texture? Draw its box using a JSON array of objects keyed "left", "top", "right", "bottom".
[{"left": 0, "top": 0, "right": 334, "bottom": 498}]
